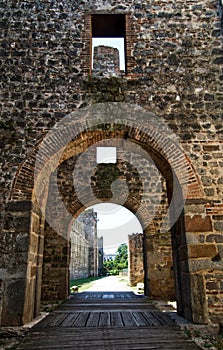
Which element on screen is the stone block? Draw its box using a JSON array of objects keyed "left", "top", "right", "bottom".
[
  {"left": 206, "top": 281, "right": 218, "bottom": 290},
  {"left": 185, "top": 215, "right": 212, "bottom": 232},
  {"left": 4, "top": 215, "right": 31, "bottom": 232},
  {"left": 188, "top": 259, "right": 215, "bottom": 272},
  {"left": 204, "top": 188, "right": 215, "bottom": 196},
  {"left": 185, "top": 204, "right": 206, "bottom": 214},
  {"left": 23, "top": 277, "right": 36, "bottom": 324},
  {"left": 188, "top": 244, "right": 218, "bottom": 259},
  {"left": 6, "top": 201, "right": 32, "bottom": 212},
  {"left": 190, "top": 274, "right": 209, "bottom": 324},
  {"left": 29, "top": 233, "right": 39, "bottom": 254},
  {"left": 15, "top": 232, "right": 29, "bottom": 252},
  {"left": 206, "top": 234, "right": 223, "bottom": 243},
  {"left": 214, "top": 221, "right": 223, "bottom": 231},
  {"left": 213, "top": 215, "right": 223, "bottom": 220},
  {"left": 31, "top": 213, "right": 40, "bottom": 233},
  {"left": 201, "top": 176, "right": 212, "bottom": 186},
  {"left": 179, "top": 245, "right": 188, "bottom": 261},
  {"left": 185, "top": 232, "right": 199, "bottom": 244},
  {"left": 1, "top": 279, "right": 26, "bottom": 326},
  {"left": 217, "top": 245, "right": 223, "bottom": 259},
  {"left": 181, "top": 272, "right": 193, "bottom": 321}
]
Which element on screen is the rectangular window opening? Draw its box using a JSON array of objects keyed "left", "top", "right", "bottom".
[
  {"left": 96, "top": 147, "right": 117, "bottom": 164},
  {"left": 91, "top": 14, "right": 126, "bottom": 76}
]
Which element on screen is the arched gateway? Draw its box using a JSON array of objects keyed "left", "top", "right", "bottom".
[
  {"left": 0, "top": 0, "right": 222, "bottom": 330},
  {"left": 0, "top": 103, "right": 219, "bottom": 327}
]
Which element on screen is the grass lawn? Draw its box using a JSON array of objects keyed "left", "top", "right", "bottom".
[{"left": 70, "top": 276, "right": 104, "bottom": 292}]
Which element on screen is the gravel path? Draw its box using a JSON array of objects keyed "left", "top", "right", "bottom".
[{"left": 87, "top": 275, "right": 133, "bottom": 292}]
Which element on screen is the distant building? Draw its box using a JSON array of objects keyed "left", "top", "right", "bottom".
[
  {"left": 70, "top": 219, "right": 89, "bottom": 280},
  {"left": 92, "top": 45, "right": 122, "bottom": 77},
  {"left": 103, "top": 253, "right": 117, "bottom": 262},
  {"left": 70, "top": 209, "right": 103, "bottom": 279},
  {"left": 98, "top": 236, "right": 104, "bottom": 275},
  {"left": 80, "top": 209, "right": 98, "bottom": 277}
]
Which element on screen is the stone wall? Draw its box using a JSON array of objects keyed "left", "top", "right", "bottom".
[
  {"left": 42, "top": 208, "right": 100, "bottom": 301},
  {"left": 41, "top": 223, "right": 70, "bottom": 302},
  {"left": 70, "top": 215, "right": 104, "bottom": 279},
  {"left": 128, "top": 233, "right": 144, "bottom": 286},
  {"left": 145, "top": 230, "right": 175, "bottom": 300},
  {"left": 0, "top": 0, "right": 222, "bottom": 326},
  {"left": 78, "top": 209, "right": 99, "bottom": 277},
  {"left": 128, "top": 230, "right": 175, "bottom": 300},
  {"left": 0, "top": 1, "right": 222, "bottom": 193},
  {"left": 70, "top": 219, "right": 89, "bottom": 280}
]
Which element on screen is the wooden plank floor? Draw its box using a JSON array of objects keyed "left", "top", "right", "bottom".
[{"left": 17, "top": 292, "right": 201, "bottom": 349}]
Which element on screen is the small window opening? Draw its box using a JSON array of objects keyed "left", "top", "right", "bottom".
[
  {"left": 96, "top": 147, "right": 117, "bottom": 164},
  {"left": 91, "top": 14, "right": 126, "bottom": 76}
]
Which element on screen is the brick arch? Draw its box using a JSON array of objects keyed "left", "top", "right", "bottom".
[
  {"left": 33, "top": 124, "right": 197, "bottom": 322},
  {"left": 10, "top": 119, "right": 203, "bottom": 205},
  {"left": 4, "top": 110, "right": 205, "bottom": 327},
  {"left": 24, "top": 125, "right": 203, "bottom": 240}
]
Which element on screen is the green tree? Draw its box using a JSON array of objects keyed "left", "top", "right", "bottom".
[
  {"left": 103, "top": 243, "right": 128, "bottom": 275},
  {"left": 103, "top": 259, "right": 115, "bottom": 275},
  {"left": 114, "top": 243, "right": 128, "bottom": 271}
]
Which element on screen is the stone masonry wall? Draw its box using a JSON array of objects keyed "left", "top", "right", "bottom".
[
  {"left": 145, "top": 230, "right": 175, "bottom": 300},
  {"left": 0, "top": 0, "right": 223, "bottom": 326},
  {"left": 70, "top": 219, "right": 89, "bottom": 280},
  {"left": 128, "top": 230, "right": 175, "bottom": 300},
  {"left": 57, "top": 146, "right": 175, "bottom": 298},
  {"left": 128, "top": 233, "right": 144, "bottom": 286},
  {"left": 0, "top": 1, "right": 222, "bottom": 199},
  {"left": 79, "top": 209, "right": 99, "bottom": 277}
]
